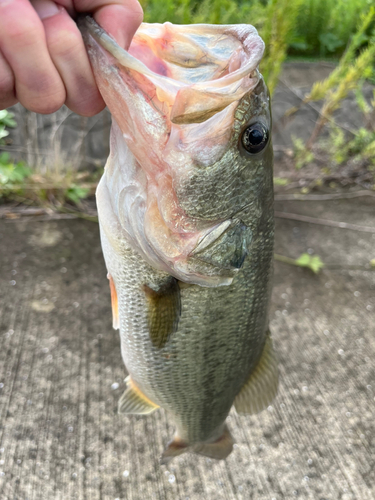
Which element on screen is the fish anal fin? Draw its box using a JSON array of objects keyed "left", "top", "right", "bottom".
[
  {"left": 108, "top": 273, "right": 119, "bottom": 330},
  {"left": 118, "top": 376, "right": 159, "bottom": 415},
  {"left": 144, "top": 277, "right": 181, "bottom": 349},
  {"left": 234, "top": 331, "right": 279, "bottom": 415}
]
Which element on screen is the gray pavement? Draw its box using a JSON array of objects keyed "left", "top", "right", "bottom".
[{"left": 0, "top": 194, "right": 374, "bottom": 499}]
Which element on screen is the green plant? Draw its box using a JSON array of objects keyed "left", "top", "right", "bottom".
[
  {"left": 0, "top": 109, "right": 17, "bottom": 144},
  {"left": 283, "top": 6, "right": 375, "bottom": 178},
  {"left": 259, "top": 0, "right": 303, "bottom": 95},
  {"left": 274, "top": 252, "right": 325, "bottom": 273},
  {"left": 273, "top": 177, "right": 289, "bottom": 186},
  {"left": 65, "top": 184, "right": 90, "bottom": 205},
  {"left": 0, "top": 152, "right": 31, "bottom": 186},
  {"left": 290, "top": 0, "right": 373, "bottom": 58},
  {"left": 292, "top": 136, "right": 315, "bottom": 169},
  {"left": 308, "top": 49, "right": 375, "bottom": 148}
]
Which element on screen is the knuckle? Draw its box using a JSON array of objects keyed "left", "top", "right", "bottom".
[
  {"left": 67, "top": 89, "right": 105, "bottom": 117},
  {"left": 74, "top": 103, "right": 105, "bottom": 118},
  {"left": 17, "top": 67, "right": 66, "bottom": 114},
  {"left": 26, "top": 90, "right": 65, "bottom": 114}
]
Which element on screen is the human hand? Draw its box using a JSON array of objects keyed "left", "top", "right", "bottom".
[{"left": 0, "top": 0, "right": 143, "bottom": 115}]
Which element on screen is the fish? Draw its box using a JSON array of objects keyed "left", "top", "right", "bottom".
[{"left": 79, "top": 16, "right": 277, "bottom": 463}]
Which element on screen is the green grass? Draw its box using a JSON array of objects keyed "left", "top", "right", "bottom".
[
  {"left": 291, "top": 0, "right": 373, "bottom": 58},
  {"left": 141, "top": 0, "right": 374, "bottom": 59}
]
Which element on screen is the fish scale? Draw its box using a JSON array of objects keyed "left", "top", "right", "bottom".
[{"left": 80, "top": 17, "right": 278, "bottom": 462}]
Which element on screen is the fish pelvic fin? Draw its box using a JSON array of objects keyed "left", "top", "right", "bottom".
[
  {"left": 234, "top": 330, "right": 279, "bottom": 415},
  {"left": 118, "top": 376, "right": 159, "bottom": 415},
  {"left": 144, "top": 277, "right": 181, "bottom": 349},
  {"left": 160, "top": 426, "right": 234, "bottom": 464},
  {"left": 107, "top": 273, "right": 119, "bottom": 330}
]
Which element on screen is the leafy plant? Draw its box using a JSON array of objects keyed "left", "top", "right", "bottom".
[
  {"left": 259, "top": 0, "right": 303, "bottom": 95},
  {"left": 291, "top": 0, "right": 373, "bottom": 58},
  {"left": 283, "top": 6, "right": 375, "bottom": 178},
  {"left": 0, "top": 152, "right": 31, "bottom": 186},
  {"left": 295, "top": 253, "right": 325, "bottom": 273},
  {"left": 65, "top": 184, "right": 90, "bottom": 205},
  {"left": 273, "top": 177, "right": 289, "bottom": 186},
  {"left": 292, "top": 136, "right": 315, "bottom": 169},
  {"left": 274, "top": 252, "right": 325, "bottom": 273},
  {"left": 0, "top": 109, "right": 17, "bottom": 144}
]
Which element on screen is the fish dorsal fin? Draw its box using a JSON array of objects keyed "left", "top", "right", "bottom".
[
  {"left": 107, "top": 273, "right": 119, "bottom": 330},
  {"left": 118, "top": 376, "right": 159, "bottom": 415},
  {"left": 234, "top": 331, "right": 278, "bottom": 415},
  {"left": 144, "top": 277, "right": 181, "bottom": 349}
]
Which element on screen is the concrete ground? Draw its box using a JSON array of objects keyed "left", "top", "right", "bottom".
[{"left": 0, "top": 193, "right": 374, "bottom": 500}]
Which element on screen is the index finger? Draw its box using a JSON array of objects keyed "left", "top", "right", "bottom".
[{"left": 74, "top": 0, "right": 143, "bottom": 49}]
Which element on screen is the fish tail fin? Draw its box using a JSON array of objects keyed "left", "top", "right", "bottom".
[
  {"left": 160, "top": 436, "right": 189, "bottom": 465},
  {"left": 193, "top": 425, "right": 234, "bottom": 460},
  {"left": 160, "top": 426, "right": 234, "bottom": 464}
]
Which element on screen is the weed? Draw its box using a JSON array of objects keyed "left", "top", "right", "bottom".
[
  {"left": 260, "top": 0, "right": 303, "bottom": 95},
  {"left": 273, "top": 177, "right": 289, "bottom": 186},
  {"left": 0, "top": 110, "right": 17, "bottom": 144},
  {"left": 292, "top": 136, "right": 315, "bottom": 169},
  {"left": 65, "top": 185, "right": 90, "bottom": 205},
  {"left": 285, "top": 6, "right": 375, "bottom": 179},
  {"left": 274, "top": 252, "right": 325, "bottom": 273},
  {"left": 0, "top": 153, "right": 31, "bottom": 196}
]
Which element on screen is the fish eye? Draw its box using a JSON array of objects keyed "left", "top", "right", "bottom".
[{"left": 241, "top": 122, "right": 269, "bottom": 154}]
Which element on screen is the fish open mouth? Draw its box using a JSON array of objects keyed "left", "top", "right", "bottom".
[{"left": 80, "top": 17, "right": 264, "bottom": 124}]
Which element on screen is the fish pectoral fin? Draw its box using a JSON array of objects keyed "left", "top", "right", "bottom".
[
  {"left": 144, "top": 277, "right": 181, "bottom": 349},
  {"left": 234, "top": 331, "right": 279, "bottom": 415},
  {"left": 108, "top": 273, "right": 119, "bottom": 330},
  {"left": 118, "top": 376, "right": 159, "bottom": 415}
]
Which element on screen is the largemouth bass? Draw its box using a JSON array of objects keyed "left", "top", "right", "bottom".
[{"left": 80, "top": 17, "right": 277, "bottom": 462}]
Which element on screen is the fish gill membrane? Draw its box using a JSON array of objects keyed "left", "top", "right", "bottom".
[{"left": 79, "top": 16, "right": 277, "bottom": 464}]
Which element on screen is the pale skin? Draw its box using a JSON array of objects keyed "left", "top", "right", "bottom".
[{"left": 0, "top": 0, "right": 143, "bottom": 115}]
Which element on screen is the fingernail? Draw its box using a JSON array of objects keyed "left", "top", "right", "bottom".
[{"left": 33, "top": 0, "right": 62, "bottom": 20}]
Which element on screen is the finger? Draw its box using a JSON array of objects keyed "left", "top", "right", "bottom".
[
  {"left": 0, "top": 0, "right": 66, "bottom": 114},
  {"left": 0, "top": 51, "right": 17, "bottom": 110},
  {"left": 74, "top": 0, "right": 143, "bottom": 49},
  {"left": 33, "top": 0, "right": 105, "bottom": 116}
]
